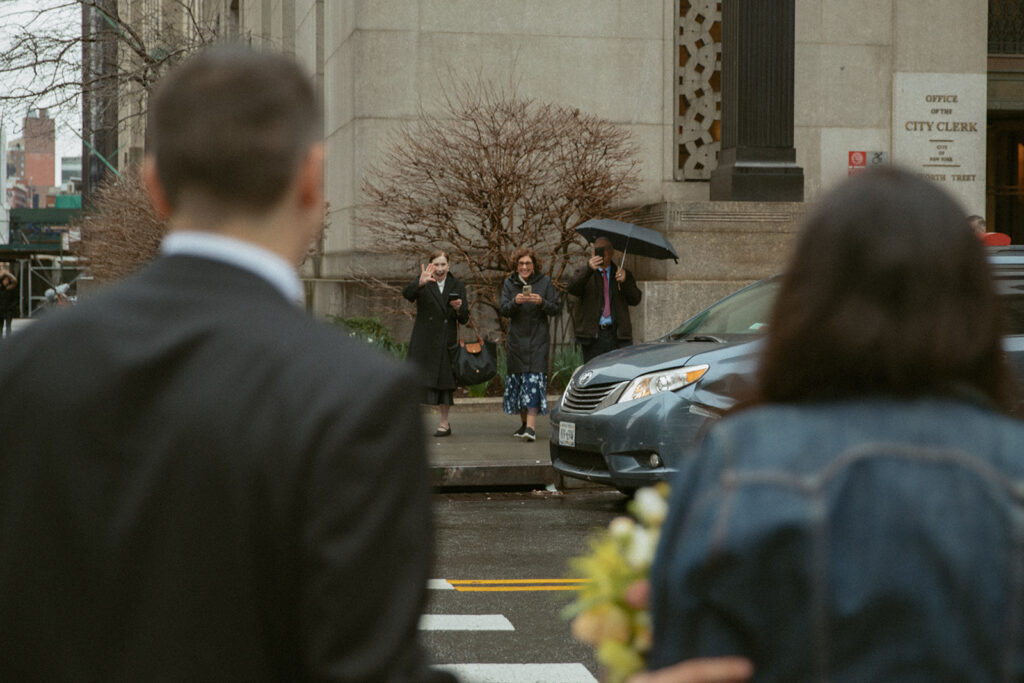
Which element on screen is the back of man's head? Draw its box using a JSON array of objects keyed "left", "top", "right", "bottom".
[
  {"left": 147, "top": 47, "right": 320, "bottom": 216},
  {"left": 967, "top": 214, "right": 986, "bottom": 235}
]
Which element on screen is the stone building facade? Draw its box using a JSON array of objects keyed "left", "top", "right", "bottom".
[{"left": 225, "top": 1, "right": 1010, "bottom": 341}]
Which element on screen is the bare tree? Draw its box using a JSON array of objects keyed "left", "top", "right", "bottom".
[
  {"left": 69, "top": 170, "right": 330, "bottom": 284},
  {"left": 360, "top": 77, "right": 641, "bottom": 346},
  {"left": 0, "top": 0, "right": 222, "bottom": 123},
  {"left": 69, "top": 169, "right": 165, "bottom": 282},
  {"left": 0, "top": 0, "right": 227, "bottom": 193}
]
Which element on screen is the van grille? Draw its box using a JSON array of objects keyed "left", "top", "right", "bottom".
[{"left": 561, "top": 381, "right": 624, "bottom": 414}]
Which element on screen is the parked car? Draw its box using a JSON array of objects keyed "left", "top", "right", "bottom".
[{"left": 550, "top": 247, "right": 1024, "bottom": 493}]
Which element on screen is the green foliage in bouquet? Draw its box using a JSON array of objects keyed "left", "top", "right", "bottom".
[{"left": 564, "top": 483, "right": 671, "bottom": 683}]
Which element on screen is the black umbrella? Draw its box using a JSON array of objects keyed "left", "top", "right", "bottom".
[{"left": 574, "top": 218, "right": 679, "bottom": 263}]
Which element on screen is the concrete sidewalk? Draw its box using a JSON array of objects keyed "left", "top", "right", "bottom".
[{"left": 424, "top": 397, "right": 586, "bottom": 490}]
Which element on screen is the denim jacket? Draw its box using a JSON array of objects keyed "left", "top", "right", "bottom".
[{"left": 649, "top": 397, "right": 1024, "bottom": 682}]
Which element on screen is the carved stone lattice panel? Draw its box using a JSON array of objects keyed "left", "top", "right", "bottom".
[
  {"left": 990, "top": 0, "right": 1024, "bottom": 54},
  {"left": 675, "top": 0, "right": 722, "bottom": 181}
]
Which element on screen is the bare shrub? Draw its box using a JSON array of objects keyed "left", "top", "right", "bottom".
[{"left": 70, "top": 171, "right": 165, "bottom": 282}]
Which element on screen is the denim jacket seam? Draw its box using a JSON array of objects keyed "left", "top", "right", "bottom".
[{"left": 711, "top": 436, "right": 1024, "bottom": 678}]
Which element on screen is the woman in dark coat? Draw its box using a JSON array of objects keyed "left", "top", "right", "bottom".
[
  {"left": 499, "top": 247, "right": 560, "bottom": 441},
  {"left": 403, "top": 249, "right": 469, "bottom": 437}
]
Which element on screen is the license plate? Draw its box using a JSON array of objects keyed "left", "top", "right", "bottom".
[{"left": 558, "top": 421, "right": 576, "bottom": 448}]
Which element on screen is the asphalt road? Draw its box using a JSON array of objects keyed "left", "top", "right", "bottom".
[{"left": 423, "top": 489, "right": 628, "bottom": 682}]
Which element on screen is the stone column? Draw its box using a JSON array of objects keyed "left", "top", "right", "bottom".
[{"left": 710, "top": 0, "right": 804, "bottom": 201}]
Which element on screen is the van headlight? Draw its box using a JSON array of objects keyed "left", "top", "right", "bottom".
[{"left": 618, "top": 364, "right": 709, "bottom": 404}]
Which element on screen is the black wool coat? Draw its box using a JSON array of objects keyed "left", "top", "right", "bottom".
[
  {"left": 499, "top": 272, "right": 560, "bottom": 374},
  {"left": 403, "top": 274, "right": 470, "bottom": 390},
  {"left": 567, "top": 263, "right": 642, "bottom": 342},
  {"left": 0, "top": 277, "right": 18, "bottom": 317}
]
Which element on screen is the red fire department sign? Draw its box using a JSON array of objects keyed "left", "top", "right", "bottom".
[{"left": 848, "top": 151, "right": 867, "bottom": 175}]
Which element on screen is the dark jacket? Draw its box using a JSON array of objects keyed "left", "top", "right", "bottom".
[
  {"left": 650, "top": 396, "right": 1024, "bottom": 681},
  {"left": 567, "top": 263, "right": 642, "bottom": 341},
  {"left": 403, "top": 273, "right": 470, "bottom": 390},
  {"left": 0, "top": 272, "right": 18, "bottom": 317},
  {"left": 499, "top": 272, "right": 560, "bottom": 374},
  {"left": 0, "top": 255, "right": 450, "bottom": 682}
]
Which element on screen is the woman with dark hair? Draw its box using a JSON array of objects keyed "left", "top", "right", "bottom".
[
  {"left": 755, "top": 170, "right": 1011, "bottom": 408},
  {"left": 499, "top": 246, "right": 560, "bottom": 441},
  {"left": 403, "top": 249, "right": 469, "bottom": 437},
  {"left": 645, "top": 168, "right": 1024, "bottom": 681}
]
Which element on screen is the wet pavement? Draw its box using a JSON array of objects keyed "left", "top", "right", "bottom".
[{"left": 424, "top": 398, "right": 597, "bottom": 491}]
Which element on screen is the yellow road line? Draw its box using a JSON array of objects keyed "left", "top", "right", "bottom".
[
  {"left": 444, "top": 578, "right": 593, "bottom": 592},
  {"left": 453, "top": 585, "right": 587, "bottom": 592},
  {"left": 448, "top": 579, "right": 590, "bottom": 585}
]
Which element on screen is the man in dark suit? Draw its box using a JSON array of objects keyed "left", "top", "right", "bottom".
[
  {"left": 0, "top": 48, "right": 451, "bottom": 682},
  {"left": 568, "top": 236, "right": 643, "bottom": 362}
]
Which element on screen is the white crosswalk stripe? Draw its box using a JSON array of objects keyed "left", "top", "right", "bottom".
[
  {"left": 423, "top": 579, "right": 599, "bottom": 682},
  {"left": 419, "top": 614, "right": 514, "bottom": 631},
  {"left": 433, "top": 663, "right": 597, "bottom": 682}
]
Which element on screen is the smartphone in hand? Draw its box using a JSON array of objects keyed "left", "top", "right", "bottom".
[{"left": 522, "top": 285, "right": 532, "bottom": 296}]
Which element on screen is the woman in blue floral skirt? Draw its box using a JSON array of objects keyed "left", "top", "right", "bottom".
[{"left": 499, "top": 247, "right": 560, "bottom": 441}]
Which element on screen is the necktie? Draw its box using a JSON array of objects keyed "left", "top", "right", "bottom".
[{"left": 602, "top": 268, "right": 611, "bottom": 318}]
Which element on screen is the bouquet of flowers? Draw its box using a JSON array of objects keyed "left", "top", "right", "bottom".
[{"left": 564, "top": 482, "right": 671, "bottom": 683}]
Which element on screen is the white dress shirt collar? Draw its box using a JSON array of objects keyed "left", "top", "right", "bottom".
[{"left": 161, "top": 231, "right": 305, "bottom": 306}]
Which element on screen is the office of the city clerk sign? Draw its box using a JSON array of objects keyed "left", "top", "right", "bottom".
[{"left": 893, "top": 72, "right": 986, "bottom": 214}]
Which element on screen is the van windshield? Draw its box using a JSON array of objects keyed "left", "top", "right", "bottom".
[{"left": 667, "top": 277, "right": 779, "bottom": 340}]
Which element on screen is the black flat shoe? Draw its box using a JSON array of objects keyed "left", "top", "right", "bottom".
[{"left": 433, "top": 425, "right": 452, "bottom": 437}]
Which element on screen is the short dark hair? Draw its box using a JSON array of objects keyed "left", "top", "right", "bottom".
[
  {"left": 511, "top": 246, "right": 541, "bottom": 273},
  {"left": 754, "top": 167, "right": 1014, "bottom": 410},
  {"left": 146, "top": 47, "right": 320, "bottom": 213}
]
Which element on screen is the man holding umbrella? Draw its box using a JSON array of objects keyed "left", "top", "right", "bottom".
[{"left": 568, "top": 236, "right": 643, "bottom": 362}]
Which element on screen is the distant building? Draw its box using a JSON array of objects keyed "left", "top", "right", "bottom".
[
  {"left": 81, "top": 0, "right": 120, "bottom": 199},
  {"left": 90, "top": 2, "right": 1022, "bottom": 337},
  {"left": 6, "top": 138, "right": 24, "bottom": 184},
  {"left": 6, "top": 183, "right": 30, "bottom": 211},
  {"left": 5, "top": 109, "right": 57, "bottom": 209},
  {"left": 61, "top": 156, "right": 82, "bottom": 186},
  {"left": 22, "top": 109, "right": 55, "bottom": 190},
  {"left": 0, "top": 125, "right": 7, "bottom": 244}
]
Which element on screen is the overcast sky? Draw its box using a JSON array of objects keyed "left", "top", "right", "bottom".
[{"left": 0, "top": 0, "right": 82, "bottom": 171}]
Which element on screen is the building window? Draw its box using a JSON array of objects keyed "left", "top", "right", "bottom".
[
  {"left": 990, "top": 0, "right": 1024, "bottom": 55},
  {"left": 674, "top": 0, "right": 722, "bottom": 181}
]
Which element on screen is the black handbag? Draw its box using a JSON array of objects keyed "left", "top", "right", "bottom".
[{"left": 450, "top": 320, "right": 497, "bottom": 386}]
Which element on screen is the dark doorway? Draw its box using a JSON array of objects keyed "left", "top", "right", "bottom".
[{"left": 987, "top": 114, "right": 1024, "bottom": 244}]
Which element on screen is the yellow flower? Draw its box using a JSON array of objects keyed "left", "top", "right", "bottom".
[
  {"left": 565, "top": 483, "right": 673, "bottom": 680},
  {"left": 632, "top": 609, "right": 653, "bottom": 652},
  {"left": 570, "top": 603, "right": 632, "bottom": 646},
  {"left": 597, "top": 640, "right": 646, "bottom": 683}
]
